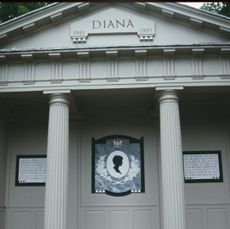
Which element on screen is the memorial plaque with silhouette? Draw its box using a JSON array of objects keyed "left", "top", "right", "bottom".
[{"left": 92, "top": 135, "right": 144, "bottom": 196}]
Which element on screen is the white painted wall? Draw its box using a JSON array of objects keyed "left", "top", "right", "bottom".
[
  {"left": 0, "top": 113, "right": 7, "bottom": 206},
  {"left": 0, "top": 111, "right": 7, "bottom": 229},
  {"left": 3, "top": 101, "right": 230, "bottom": 229},
  {"left": 77, "top": 110, "right": 159, "bottom": 229},
  {"left": 181, "top": 103, "right": 230, "bottom": 229}
]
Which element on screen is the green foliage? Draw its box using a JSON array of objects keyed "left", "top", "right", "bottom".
[
  {"left": 201, "top": 2, "right": 230, "bottom": 17},
  {"left": 0, "top": 2, "right": 50, "bottom": 23}
]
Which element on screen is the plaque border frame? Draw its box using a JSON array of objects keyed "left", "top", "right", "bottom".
[
  {"left": 15, "top": 154, "right": 47, "bottom": 186},
  {"left": 183, "top": 151, "right": 223, "bottom": 183},
  {"left": 92, "top": 135, "right": 145, "bottom": 196}
]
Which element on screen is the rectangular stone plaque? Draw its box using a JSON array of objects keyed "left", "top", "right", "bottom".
[
  {"left": 15, "top": 155, "right": 47, "bottom": 186},
  {"left": 183, "top": 151, "right": 223, "bottom": 183}
]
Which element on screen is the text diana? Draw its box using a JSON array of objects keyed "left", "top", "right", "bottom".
[{"left": 92, "top": 19, "right": 134, "bottom": 29}]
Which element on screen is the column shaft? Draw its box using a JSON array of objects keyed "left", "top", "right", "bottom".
[
  {"left": 44, "top": 94, "right": 69, "bottom": 229},
  {"left": 159, "top": 90, "right": 185, "bottom": 229}
]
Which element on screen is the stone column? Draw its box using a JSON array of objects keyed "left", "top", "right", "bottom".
[
  {"left": 158, "top": 90, "right": 185, "bottom": 229},
  {"left": 44, "top": 93, "right": 69, "bottom": 229}
]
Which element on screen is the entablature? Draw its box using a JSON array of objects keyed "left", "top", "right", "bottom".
[
  {"left": 0, "top": 44, "right": 229, "bottom": 93},
  {"left": 0, "top": 44, "right": 230, "bottom": 62}
]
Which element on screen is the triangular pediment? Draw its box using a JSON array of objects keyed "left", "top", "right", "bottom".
[{"left": 0, "top": 2, "right": 229, "bottom": 50}]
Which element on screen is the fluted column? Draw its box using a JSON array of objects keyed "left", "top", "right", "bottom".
[
  {"left": 44, "top": 93, "right": 69, "bottom": 229},
  {"left": 158, "top": 90, "right": 185, "bottom": 229}
]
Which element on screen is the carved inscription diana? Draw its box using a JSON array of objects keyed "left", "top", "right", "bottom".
[
  {"left": 70, "top": 14, "right": 155, "bottom": 43},
  {"left": 92, "top": 19, "right": 134, "bottom": 29}
]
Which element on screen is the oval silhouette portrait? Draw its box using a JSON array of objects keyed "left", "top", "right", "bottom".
[{"left": 107, "top": 150, "right": 129, "bottom": 178}]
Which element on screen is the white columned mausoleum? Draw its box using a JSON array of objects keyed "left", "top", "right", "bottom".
[{"left": 0, "top": 2, "right": 230, "bottom": 229}]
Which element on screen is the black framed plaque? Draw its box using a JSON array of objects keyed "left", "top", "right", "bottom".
[
  {"left": 15, "top": 155, "right": 47, "bottom": 186},
  {"left": 92, "top": 135, "right": 145, "bottom": 196},
  {"left": 183, "top": 151, "right": 223, "bottom": 183}
]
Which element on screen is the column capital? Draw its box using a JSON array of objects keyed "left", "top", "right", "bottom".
[
  {"left": 157, "top": 90, "right": 179, "bottom": 103},
  {"left": 156, "top": 86, "right": 183, "bottom": 103},
  {"left": 49, "top": 93, "right": 69, "bottom": 105},
  {"left": 43, "top": 89, "right": 71, "bottom": 105}
]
